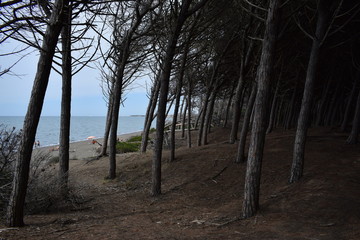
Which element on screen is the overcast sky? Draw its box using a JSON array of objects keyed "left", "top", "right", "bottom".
[{"left": 0, "top": 41, "right": 151, "bottom": 117}]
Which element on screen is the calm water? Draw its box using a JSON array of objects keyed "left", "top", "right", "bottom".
[{"left": 0, "top": 116, "right": 151, "bottom": 146}]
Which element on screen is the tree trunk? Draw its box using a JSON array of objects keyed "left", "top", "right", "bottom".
[
  {"left": 242, "top": 0, "right": 280, "bottom": 219},
  {"left": 315, "top": 77, "right": 331, "bottom": 126},
  {"left": 290, "top": 0, "right": 330, "bottom": 183},
  {"left": 170, "top": 74, "right": 184, "bottom": 162},
  {"left": 152, "top": 1, "right": 192, "bottom": 196},
  {"left": 202, "top": 91, "right": 217, "bottom": 145},
  {"left": 141, "top": 79, "right": 160, "bottom": 153},
  {"left": 6, "top": 0, "right": 69, "bottom": 227},
  {"left": 187, "top": 79, "right": 192, "bottom": 148},
  {"left": 59, "top": 2, "right": 72, "bottom": 194},
  {"left": 181, "top": 99, "right": 188, "bottom": 139},
  {"left": 285, "top": 79, "right": 299, "bottom": 129},
  {"left": 197, "top": 92, "right": 210, "bottom": 146},
  {"left": 236, "top": 84, "right": 256, "bottom": 163},
  {"left": 100, "top": 96, "right": 113, "bottom": 156},
  {"left": 223, "top": 85, "right": 235, "bottom": 128},
  {"left": 229, "top": 64, "right": 246, "bottom": 144},
  {"left": 346, "top": 89, "right": 360, "bottom": 144},
  {"left": 341, "top": 77, "right": 358, "bottom": 131},
  {"left": 266, "top": 77, "right": 280, "bottom": 134}
]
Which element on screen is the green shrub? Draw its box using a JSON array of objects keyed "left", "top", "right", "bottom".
[
  {"left": 116, "top": 141, "right": 141, "bottom": 153},
  {"left": 127, "top": 135, "right": 142, "bottom": 142},
  {"left": 149, "top": 128, "right": 156, "bottom": 133}
]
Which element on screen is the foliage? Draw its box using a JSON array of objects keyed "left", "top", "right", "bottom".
[
  {"left": 127, "top": 135, "right": 142, "bottom": 142},
  {"left": 116, "top": 141, "right": 141, "bottom": 153}
]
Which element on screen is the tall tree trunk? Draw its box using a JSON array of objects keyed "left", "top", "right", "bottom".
[
  {"left": 229, "top": 64, "right": 246, "bottom": 143},
  {"left": 181, "top": 99, "right": 188, "bottom": 138},
  {"left": 141, "top": 79, "right": 160, "bottom": 153},
  {"left": 170, "top": 74, "right": 184, "bottom": 162},
  {"left": 315, "top": 78, "right": 331, "bottom": 126},
  {"left": 152, "top": 1, "right": 193, "bottom": 196},
  {"left": 223, "top": 85, "right": 235, "bottom": 128},
  {"left": 202, "top": 91, "right": 217, "bottom": 145},
  {"left": 266, "top": 76, "right": 280, "bottom": 134},
  {"left": 187, "top": 79, "right": 192, "bottom": 148},
  {"left": 236, "top": 84, "right": 256, "bottom": 163},
  {"left": 290, "top": 0, "right": 330, "bottom": 183},
  {"left": 197, "top": 92, "right": 210, "bottom": 146},
  {"left": 285, "top": 78, "right": 299, "bottom": 129},
  {"left": 242, "top": 0, "right": 280, "bottom": 219},
  {"left": 346, "top": 89, "right": 360, "bottom": 144},
  {"left": 100, "top": 96, "right": 113, "bottom": 156},
  {"left": 59, "top": 2, "right": 72, "bottom": 194},
  {"left": 6, "top": 0, "right": 69, "bottom": 227},
  {"left": 341, "top": 77, "right": 358, "bottom": 131}
]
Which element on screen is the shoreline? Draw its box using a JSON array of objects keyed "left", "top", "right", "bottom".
[{"left": 32, "top": 131, "right": 143, "bottom": 161}]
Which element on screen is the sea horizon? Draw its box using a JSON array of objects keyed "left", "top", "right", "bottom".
[{"left": 0, "top": 116, "right": 152, "bottom": 147}]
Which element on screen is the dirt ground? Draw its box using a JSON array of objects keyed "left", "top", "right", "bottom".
[{"left": 1, "top": 127, "right": 360, "bottom": 239}]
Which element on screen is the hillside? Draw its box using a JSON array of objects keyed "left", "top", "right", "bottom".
[{"left": 1, "top": 127, "right": 359, "bottom": 239}]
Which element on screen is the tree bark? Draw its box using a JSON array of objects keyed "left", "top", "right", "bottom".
[
  {"left": 59, "top": 2, "right": 72, "bottom": 194},
  {"left": 141, "top": 79, "right": 160, "bottom": 153},
  {"left": 341, "top": 76, "right": 358, "bottom": 131},
  {"left": 242, "top": 0, "right": 281, "bottom": 219},
  {"left": 152, "top": 1, "right": 192, "bottom": 196},
  {"left": 170, "top": 74, "right": 184, "bottom": 162},
  {"left": 290, "top": 0, "right": 330, "bottom": 183},
  {"left": 6, "top": 0, "right": 69, "bottom": 227},
  {"left": 346, "top": 89, "right": 360, "bottom": 144},
  {"left": 100, "top": 96, "right": 113, "bottom": 156},
  {"left": 266, "top": 76, "right": 280, "bottom": 134},
  {"left": 187, "top": 79, "right": 192, "bottom": 148},
  {"left": 236, "top": 84, "right": 256, "bottom": 163},
  {"left": 229, "top": 64, "right": 246, "bottom": 143}
]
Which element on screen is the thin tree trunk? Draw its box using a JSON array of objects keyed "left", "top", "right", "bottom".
[
  {"left": 315, "top": 78, "right": 331, "bottom": 126},
  {"left": 141, "top": 79, "right": 160, "bottom": 153},
  {"left": 346, "top": 89, "right": 360, "bottom": 144},
  {"left": 59, "top": 2, "right": 72, "bottom": 194},
  {"left": 100, "top": 96, "right": 113, "bottom": 156},
  {"left": 290, "top": 0, "right": 331, "bottom": 183},
  {"left": 197, "top": 92, "right": 210, "bottom": 146},
  {"left": 285, "top": 79, "right": 299, "bottom": 129},
  {"left": 187, "top": 79, "right": 192, "bottom": 148},
  {"left": 341, "top": 77, "right": 358, "bottom": 131},
  {"left": 236, "top": 84, "right": 256, "bottom": 163},
  {"left": 242, "top": 0, "right": 280, "bottom": 219},
  {"left": 229, "top": 64, "right": 246, "bottom": 143},
  {"left": 170, "top": 74, "right": 184, "bottom": 162},
  {"left": 202, "top": 91, "right": 217, "bottom": 145},
  {"left": 181, "top": 99, "right": 188, "bottom": 138},
  {"left": 152, "top": 1, "right": 192, "bottom": 196},
  {"left": 7, "top": 0, "right": 69, "bottom": 227},
  {"left": 223, "top": 85, "right": 235, "bottom": 128},
  {"left": 266, "top": 76, "right": 280, "bottom": 134}
]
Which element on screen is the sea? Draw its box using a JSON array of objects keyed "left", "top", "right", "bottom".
[{"left": 0, "top": 116, "right": 152, "bottom": 147}]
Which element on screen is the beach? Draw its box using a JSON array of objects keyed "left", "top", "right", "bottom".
[{"left": 32, "top": 131, "right": 143, "bottom": 161}]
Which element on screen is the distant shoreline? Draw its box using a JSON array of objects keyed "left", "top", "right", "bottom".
[{"left": 32, "top": 131, "right": 143, "bottom": 161}]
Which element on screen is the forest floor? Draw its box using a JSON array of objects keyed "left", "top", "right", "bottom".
[{"left": 1, "top": 127, "right": 360, "bottom": 239}]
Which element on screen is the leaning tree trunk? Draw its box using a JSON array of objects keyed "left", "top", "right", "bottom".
[
  {"left": 223, "top": 85, "right": 235, "bottom": 128},
  {"left": 59, "top": 3, "right": 72, "bottom": 195},
  {"left": 181, "top": 99, "right": 188, "bottom": 138},
  {"left": 170, "top": 75, "right": 184, "bottom": 162},
  {"left": 242, "top": 0, "right": 281, "bottom": 219},
  {"left": 266, "top": 76, "right": 280, "bottom": 134},
  {"left": 341, "top": 77, "right": 358, "bottom": 131},
  {"left": 236, "top": 84, "right": 256, "bottom": 163},
  {"left": 197, "top": 92, "right": 211, "bottom": 146},
  {"left": 290, "top": 0, "right": 330, "bottom": 183},
  {"left": 346, "top": 89, "right": 360, "bottom": 144},
  {"left": 152, "top": 1, "right": 192, "bottom": 196},
  {"left": 141, "top": 79, "right": 160, "bottom": 153},
  {"left": 202, "top": 91, "right": 218, "bottom": 145},
  {"left": 187, "top": 79, "right": 192, "bottom": 148},
  {"left": 7, "top": 0, "right": 69, "bottom": 227},
  {"left": 100, "top": 96, "right": 114, "bottom": 156},
  {"left": 229, "top": 64, "right": 246, "bottom": 143}
]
